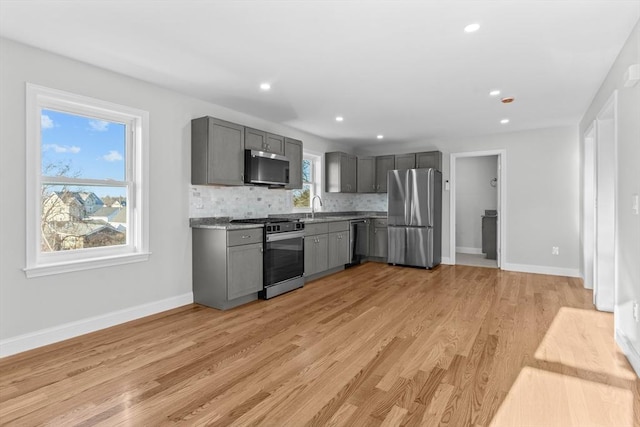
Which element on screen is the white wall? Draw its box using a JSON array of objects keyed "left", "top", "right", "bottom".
[
  {"left": 455, "top": 156, "right": 498, "bottom": 252},
  {"left": 0, "top": 38, "right": 343, "bottom": 354},
  {"left": 356, "top": 126, "right": 581, "bottom": 276},
  {"left": 579, "top": 21, "right": 640, "bottom": 375}
]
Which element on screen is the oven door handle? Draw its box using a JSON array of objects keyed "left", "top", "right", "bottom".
[{"left": 266, "top": 231, "right": 305, "bottom": 242}]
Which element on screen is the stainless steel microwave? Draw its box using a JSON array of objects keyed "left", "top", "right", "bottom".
[{"left": 244, "top": 150, "right": 290, "bottom": 187}]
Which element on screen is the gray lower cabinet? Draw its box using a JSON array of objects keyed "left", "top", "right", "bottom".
[
  {"left": 304, "top": 233, "right": 328, "bottom": 276},
  {"left": 284, "top": 137, "right": 303, "bottom": 189},
  {"left": 370, "top": 219, "right": 388, "bottom": 259},
  {"left": 375, "top": 155, "right": 395, "bottom": 193},
  {"left": 326, "top": 152, "right": 357, "bottom": 193},
  {"left": 357, "top": 156, "right": 376, "bottom": 193},
  {"left": 395, "top": 153, "right": 416, "bottom": 170},
  {"left": 416, "top": 151, "right": 443, "bottom": 171},
  {"left": 245, "top": 127, "right": 285, "bottom": 155},
  {"left": 192, "top": 227, "right": 263, "bottom": 310},
  {"left": 191, "top": 117, "right": 245, "bottom": 185},
  {"left": 328, "top": 221, "right": 350, "bottom": 268}
]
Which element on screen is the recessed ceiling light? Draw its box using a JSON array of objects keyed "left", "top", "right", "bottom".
[
  {"left": 377, "top": 135, "right": 384, "bottom": 139},
  {"left": 500, "top": 119, "right": 510, "bottom": 124},
  {"left": 335, "top": 116, "right": 344, "bottom": 122},
  {"left": 464, "top": 23, "right": 480, "bottom": 33},
  {"left": 259, "top": 83, "right": 271, "bottom": 91},
  {"left": 489, "top": 90, "right": 501, "bottom": 96}
]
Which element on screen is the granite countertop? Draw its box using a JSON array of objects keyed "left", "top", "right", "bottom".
[
  {"left": 190, "top": 211, "right": 387, "bottom": 229},
  {"left": 189, "top": 217, "right": 264, "bottom": 230}
]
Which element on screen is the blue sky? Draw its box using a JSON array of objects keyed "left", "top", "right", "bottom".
[{"left": 41, "top": 109, "right": 126, "bottom": 198}]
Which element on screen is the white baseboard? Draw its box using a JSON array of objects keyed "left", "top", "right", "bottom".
[
  {"left": 615, "top": 329, "right": 640, "bottom": 377},
  {"left": 441, "top": 256, "right": 452, "bottom": 265},
  {"left": 456, "top": 247, "right": 483, "bottom": 255},
  {"left": 502, "top": 262, "right": 581, "bottom": 278},
  {"left": 0, "top": 292, "right": 193, "bottom": 358}
]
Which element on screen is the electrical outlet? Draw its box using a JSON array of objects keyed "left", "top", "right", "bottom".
[
  {"left": 552, "top": 246, "right": 559, "bottom": 255},
  {"left": 633, "top": 301, "right": 639, "bottom": 322}
]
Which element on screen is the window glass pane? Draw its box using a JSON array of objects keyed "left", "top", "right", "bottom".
[
  {"left": 41, "top": 185, "right": 127, "bottom": 252},
  {"left": 302, "top": 159, "right": 312, "bottom": 183},
  {"left": 292, "top": 184, "right": 311, "bottom": 208},
  {"left": 41, "top": 109, "right": 126, "bottom": 181}
]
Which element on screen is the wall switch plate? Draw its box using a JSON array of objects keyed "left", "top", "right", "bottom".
[
  {"left": 552, "top": 246, "right": 559, "bottom": 255},
  {"left": 633, "top": 301, "right": 639, "bottom": 322},
  {"left": 632, "top": 194, "right": 639, "bottom": 215}
]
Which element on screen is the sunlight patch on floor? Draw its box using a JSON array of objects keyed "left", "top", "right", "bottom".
[{"left": 490, "top": 367, "right": 634, "bottom": 427}]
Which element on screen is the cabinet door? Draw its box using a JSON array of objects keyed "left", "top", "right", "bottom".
[
  {"left": 191, "top": 117, "right": 245, "bottom": 186},
  {"left": 304, "top": 234, "right": 329, "bottom": 276},
  {"left": 245, "top": 127, "right": 266, "bottom": 152},
  {"left": 375, "top": 155, "right": 395, "bottom": 193},
  {"left": 227, "top": 243, "right": 263, "bottom": 300},
  {"left": 395, "top": 153, "right": 416, "bottom": 170},
  {"left": 340, "top": 154, "right": 357, "bottom": 192},
  {"left": 371, "top": 226, "right": 388, "bottom": 258},
  {"left": 285, "top": 138, "right": 303, "bottom": 189},
  {"left": 416, "top": 151, "right": 443, "bottom": 171},
  {"left": 328, "top": 231, "right": 349, "bottom": 268},
  {"left": 357, "top": 157, "right": 376, "bottom": 193},
  {"left": 266, "top": 133, "right": 285, "bottom": 155}
]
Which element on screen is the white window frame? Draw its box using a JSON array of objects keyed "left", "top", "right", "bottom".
[
  {"left": 25, "top": 84, "right": 150, "bottom": 278},
  {"left": 292, "top": 151, "right": 322, "bottom": 212}
]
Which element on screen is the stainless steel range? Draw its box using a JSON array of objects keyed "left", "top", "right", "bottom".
[{"left": 230, "top": 218, "right": 305, "bottom": 299}]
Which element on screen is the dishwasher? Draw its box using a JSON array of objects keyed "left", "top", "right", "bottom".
[{"left": 348, "top": 219, "right": 369, "bottom": 266}]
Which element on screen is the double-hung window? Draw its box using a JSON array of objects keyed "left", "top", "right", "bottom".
[
  {"left": 25, "top": 84, "right": 149, "bottom": 277},
  {"left": 292, "top": 153, "right": 321, "bottom": 210}
]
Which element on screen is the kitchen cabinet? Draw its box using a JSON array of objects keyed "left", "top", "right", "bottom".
[
  {"left": 191, "top": 117, "right": 244, "bottom": 186},
  {"left": 245, "top": 127, "right": 285, "bottom": 155},
  {"left": 416, "top": 151, "right": 443, "bottom": 171},
  {"left": 375, "top": 155, "right": 395, "bottom": 193},
  {"left": 395, "top": 153, "right": 416, "bottom": 170},
  {"left": 357, "top": 156, "right": 376, "bottom": 193},
  {"left": 305, "top": 234, "right": 329, "bottom": 276},
  {"left": 328, "top": 221, "right": 350, "bottom": 268},
  {"left": 370, "top": 218, "right": 388, "bottom": 259},
  {"left": 192, "top": 227, "right": 263, "bottom": 310},
  {"left": 284, "top": 137, "right": 303, "bottom": 189},
  {"left": 325, "top": 152, "right": 357, "bottom": 193}
]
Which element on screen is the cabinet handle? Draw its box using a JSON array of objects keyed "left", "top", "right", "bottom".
[{"left": 241, "top": 235, "right": 251, "bottom": 239}]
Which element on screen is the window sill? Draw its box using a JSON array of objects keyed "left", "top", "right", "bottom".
[{"left": 24, "top": 252, "right": 151, "bottom": 278}]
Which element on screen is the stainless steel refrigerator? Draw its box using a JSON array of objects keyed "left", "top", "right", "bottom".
[{"left": 387, "top": 168, "right": 442, "bottom": 268}]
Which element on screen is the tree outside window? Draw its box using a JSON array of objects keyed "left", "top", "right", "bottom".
[{"left": 292, "top": 158, "right": 313, "bottom": 208}]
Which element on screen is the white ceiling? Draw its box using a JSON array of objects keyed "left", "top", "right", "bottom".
[{"left": 1, "top": 1, "right": 638, "bottom": 148}]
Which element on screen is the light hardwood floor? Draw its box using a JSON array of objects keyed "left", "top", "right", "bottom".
[{"left": 1, "top": 263, "right": 638, "bottom": 426}]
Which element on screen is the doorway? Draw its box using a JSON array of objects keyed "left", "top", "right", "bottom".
[
  {"left": 589, "top": 91, "right": 617, "bottom": 312},
  {"left": 450, "top": 150, "right": 506, "bottom": 268}
]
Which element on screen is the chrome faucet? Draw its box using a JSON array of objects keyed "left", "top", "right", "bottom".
[{"left": 311, "top": 195, "right": 323, "bottom": 220}]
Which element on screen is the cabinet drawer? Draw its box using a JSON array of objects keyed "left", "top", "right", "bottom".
[
  {"left": 227, "top": 228, "right": 263, "bottom": 246},
  {"left": 373, "top": 218, "right": 388, "bottom": 227},
  {"left": 305, "top": 222, "right": 329, "bottom": 236},
  {"left": 328, "top": 221, "right": 349, "bottom": 232}
]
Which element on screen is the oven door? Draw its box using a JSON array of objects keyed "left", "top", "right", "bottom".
[{"left": 264, "top": 231, "right": 305, "bottom": 287}]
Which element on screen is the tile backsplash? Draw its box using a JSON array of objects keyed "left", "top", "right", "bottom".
[{"left": 189, "top": 185, "right": 387, "bottom": 218}]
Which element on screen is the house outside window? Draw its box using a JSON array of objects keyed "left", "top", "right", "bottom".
[
  {"left": 25, "top": 84, "right": 149, "bottom": 277},
  {"left": 292, "top": 153, "right": 321, "bottom": 210}
]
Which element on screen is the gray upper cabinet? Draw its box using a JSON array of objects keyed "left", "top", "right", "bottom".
[
  {"left": 245, "top": 127, "right": 285, "bottom": 155},
  {"left": 191, "top": 117, "right": 245, "bottom": 186},
  {"left": 284, "top": 138, "right": 303, "bottom": 189},
  {"left": 416, "top": 151, "right": 443, "bottom": 171},
  {"left": 357, "top": 156, "right": 376, "bottom": 193},
  {"left": 375, "top": 155, "right": 395, "bottom": 193},
  {"left": 394, "top": 153, "right": 416, "bottom": 170},
  {"left": 326, "top": 152, "right": 357, "bottom": 193}
]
